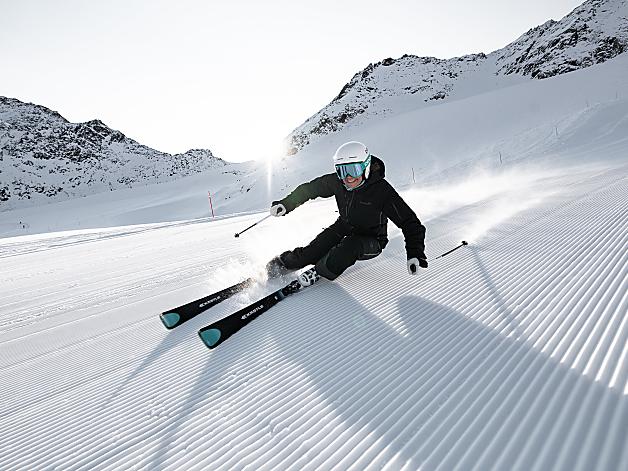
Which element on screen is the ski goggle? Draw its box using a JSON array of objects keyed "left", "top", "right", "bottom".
[{"left": 335, "top": 155, "right": 371, "bottom": 180}]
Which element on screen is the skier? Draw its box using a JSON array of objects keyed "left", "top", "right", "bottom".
[{"left": 266, "top": 141, "right": 427, "bottom": 285}]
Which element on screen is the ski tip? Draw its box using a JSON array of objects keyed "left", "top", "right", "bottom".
[
  {"left": 462, "top": 240, "right": 468, "bottom": 245},
  {"left": 199, "top": 328, "right": 222, "bottom": 348},
  {"left": 160, "top": 312, "right": 181, "bottom": 329}
]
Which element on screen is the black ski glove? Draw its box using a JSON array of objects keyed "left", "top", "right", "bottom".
[{"left": 407, "top": 257, "right": 428, "bottom": 275}]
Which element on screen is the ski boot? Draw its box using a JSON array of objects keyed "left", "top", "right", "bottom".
[
  {"left": 297, "top": 267, "right": 320, "bottom": 287},
  {"left": 265, "top": 254, "right": 293, "bottom": 279}
]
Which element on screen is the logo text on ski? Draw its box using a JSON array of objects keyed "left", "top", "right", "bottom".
[
  {"left": 199, "top": 296, "right": 221, "bottom": 309},
  {"left": 241, "top": 305, "right": 264, "bottom": 320}
]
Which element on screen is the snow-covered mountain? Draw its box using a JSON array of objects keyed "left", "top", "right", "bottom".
[
  {"left": 0, "top": 96, "right": 227, "bottom": 210},
  {"left": 496, "top": 0, "right": 628, "bottom": 78},
  {"left": 287, "top": 0, "right": 628, "bottom": 153}
]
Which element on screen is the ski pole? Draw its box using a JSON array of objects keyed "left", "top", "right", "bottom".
[
  {"left": 234, "top": 214, "right": 272, "bottom": 238},
  {"left": 428, "top": 240, "right": 468, "bottom": 262}
]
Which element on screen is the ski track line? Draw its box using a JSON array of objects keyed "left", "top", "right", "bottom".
[
  {"left": 0, "top": 239, "right": 243, "bottom": 324},
  {"left": 0, "top": 218, "right": 262, "bottom": 311},
  {"left": 0, "top": 207, "right": 321, "bottom": 336},
  {"left": 0, "top": 215, "right": 243, "bottom": 259},
  {"left": 0, "top": 278, "right": 281, "bottom": 380},
  {"left": 0, "top": 256, "right": 231, "bottom": 340},
  {"left": 0, "top": 246, "right": 205, "bottom": 309},
  {"left": 0, "top": 317, "right": 162, "bottom": 417},
  {"left": 0, "top": 264, "right": 624, "bottom": 470},
  {"left": 0, "top": 275, "right": 277, "bottom": 397},
  {"left": 0, "top": 270, "right": 248, "bottom": 369},
  {"left": 0, "top": 224, "right": 240, "bottom": 297},
  {"left": 0, "top": 245, "right": 248, "bottom": 338},
  {"left": 0, "top": 222, "right": 183, "bottom": 259},
  {"left": 0, "top": 277, "right": 281, "bottom": 408}
]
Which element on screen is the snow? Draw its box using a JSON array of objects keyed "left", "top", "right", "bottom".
[
  {"left": 1, "top": 34, "right": 628, "bottom": 471},
  {"left": 1, "top": 155, "right": 625, "bottom": 470}
]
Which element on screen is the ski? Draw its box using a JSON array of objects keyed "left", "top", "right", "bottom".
[
  {"left": 198, "top": 269, "right": 319, "bottom": 349},
  {"left": 160, "top": 278, "right": 255, "bottom": 329}
]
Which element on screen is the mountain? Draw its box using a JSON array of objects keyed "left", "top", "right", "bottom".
[
  {"left": 287, "top": 0, "right": 628, "bottom": 154},
  {"left": 0, "top": 96, "right": 227, "bottom": 211}
]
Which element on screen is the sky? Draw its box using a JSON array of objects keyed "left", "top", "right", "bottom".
[{"left": 0, "top": 0, "right": 585, "bottom": 163}]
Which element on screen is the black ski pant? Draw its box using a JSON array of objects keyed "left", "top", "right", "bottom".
[{"left": 280, "top": 223, "right": 385, "bottom": 280}]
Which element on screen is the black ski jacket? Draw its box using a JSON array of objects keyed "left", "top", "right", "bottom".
[{"left": 274, "top": 156, "right": 426, "bottom": 260}]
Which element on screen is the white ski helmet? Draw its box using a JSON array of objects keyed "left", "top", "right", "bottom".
[{"left": 332, "top": 141, "right": 372, "bottom": 180}]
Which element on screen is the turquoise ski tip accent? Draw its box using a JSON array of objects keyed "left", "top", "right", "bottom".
[
  {"left": 199, "top": 328, "right": 222, "bottom": 348},
  {"left": 161, "top": 312, "right": 181, "bottom": 329}
]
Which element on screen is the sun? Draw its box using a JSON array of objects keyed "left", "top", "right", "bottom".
[
  {"left": 256, "top": 139, "right": 290, "bottom": 164},
  {"left": 257, "top": 139, "right": 290, "bottom": 198}
]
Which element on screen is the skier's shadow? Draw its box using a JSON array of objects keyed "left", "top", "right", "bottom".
[
  {"left": 254, "top": 286, "right": 626, "bottom": 470},
  {"left": 138, "top": 275, "right": 625, "bottom": 470}
]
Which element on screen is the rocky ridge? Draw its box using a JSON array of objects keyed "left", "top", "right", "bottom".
[
  {"left": 287, "top": 0, "right": 628, "bottom": 154},
  {"left": 0, "top": 97, "right": 225, "bottom": 210}
]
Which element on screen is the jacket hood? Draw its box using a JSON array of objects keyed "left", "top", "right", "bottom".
[{"left": 367, "top": 155, "right": 385, "bottom": 183}]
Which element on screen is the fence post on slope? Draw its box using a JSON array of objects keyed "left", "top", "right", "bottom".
[{"left": 208, "top": 191, "right": 215, "bottom": 218}]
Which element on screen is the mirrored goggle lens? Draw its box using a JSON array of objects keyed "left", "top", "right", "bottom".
[{"left": 335, "top": 163, "right": 364, "bottom": 179}]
